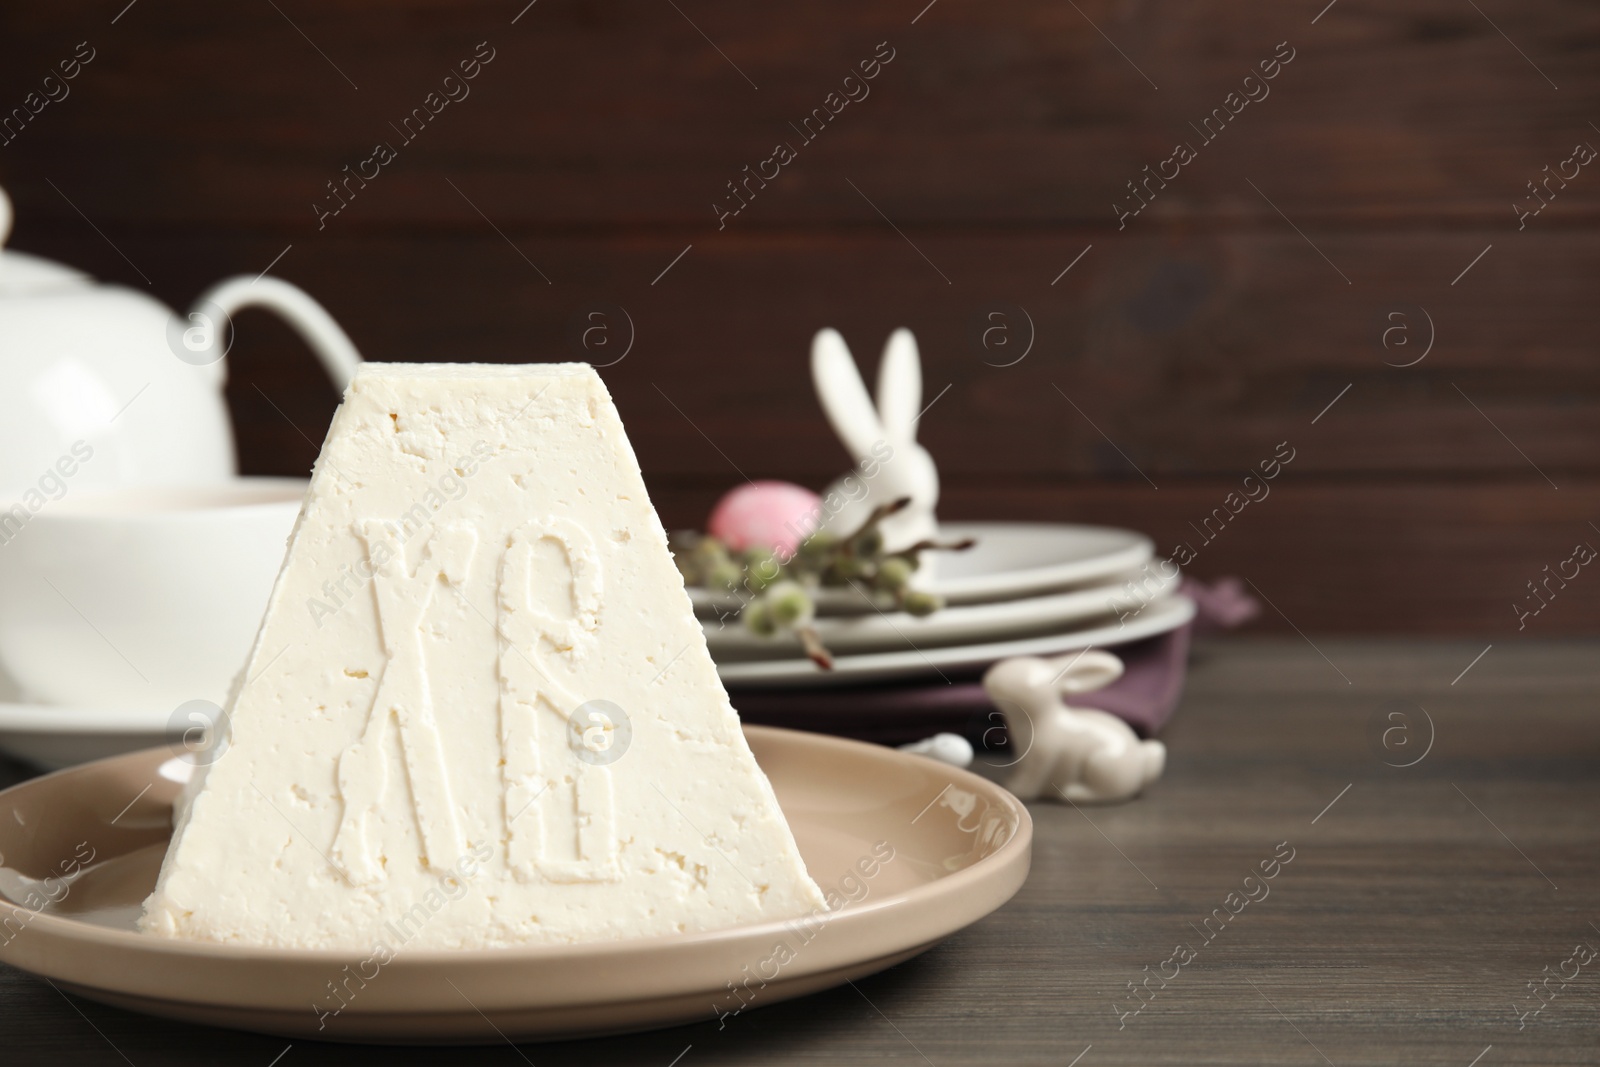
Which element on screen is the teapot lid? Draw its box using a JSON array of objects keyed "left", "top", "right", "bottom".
[{"left": 0, "top": 184, "right": 95, "bottom": 297}]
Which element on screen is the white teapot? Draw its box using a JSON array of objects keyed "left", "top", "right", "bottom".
[{"left": 0, "top": 184, "right": 360, "bottom": 494}]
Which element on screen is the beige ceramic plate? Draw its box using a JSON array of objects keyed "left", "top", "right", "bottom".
[{"left": 0, "top": 725, "right": 1030, "bottom": 1044}]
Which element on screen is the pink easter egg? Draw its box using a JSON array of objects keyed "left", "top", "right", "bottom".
[{"left": 706, "top": 481, "right": 822, "bottom": 557}]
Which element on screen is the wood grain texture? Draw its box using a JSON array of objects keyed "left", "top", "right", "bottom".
[
  {"left": 2, "top": 639, "right": 1597, "bottom": 1064},
  {"left": 18, "top": 229, "right": 1600, "bottom": 483},
  {"left": 3, "top": 1, "right": 1600, "bottom": 226},
  {"left": 1, "top": 0, "right": 1598, "bottom": 632}
]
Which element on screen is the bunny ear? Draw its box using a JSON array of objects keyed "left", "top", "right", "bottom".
[
  {"left": 1049, "top": 649, "right": 1125, "bottom": 695},
  {"left": 811, "top": 328, "right": 886, "bottom": 460},
  {"left": 876, "top": 328, "right": 923, "bottom": 442}
]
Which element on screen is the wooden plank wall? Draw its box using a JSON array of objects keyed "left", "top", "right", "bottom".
[{"left": 2, "top": 1, "right": 1598, "bottom": 634}]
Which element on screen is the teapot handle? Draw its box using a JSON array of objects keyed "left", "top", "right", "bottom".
[{"left": 188, "top": 275, "right": 362, "bottom": 390}]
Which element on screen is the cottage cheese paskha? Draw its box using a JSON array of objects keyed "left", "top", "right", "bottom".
[{"left": 141, "top": 363, "right": 826, "bottom": 948}]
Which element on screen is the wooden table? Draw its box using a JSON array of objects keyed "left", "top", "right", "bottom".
[{"left": 3, "top": 638, "right": 1597, "bottom": 1065}]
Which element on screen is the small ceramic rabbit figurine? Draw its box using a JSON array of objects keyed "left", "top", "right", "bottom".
[
  {"left": 898, "top": 732, "right": 975, "bottom": 767},
  {"left": 810, "top": 327, "right": 940, "bottom": 555},
  {"left": 982, "top": 650, "right": 1165, "bottom": 803}
]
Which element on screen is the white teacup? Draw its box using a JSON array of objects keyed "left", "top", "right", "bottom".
[{"left": 0, "top": 477, "right": 306, "bottom": 712}]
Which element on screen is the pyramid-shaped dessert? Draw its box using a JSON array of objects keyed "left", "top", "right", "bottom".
[{"left": 141, "top": 364, "right": 826, "bottom": 948}]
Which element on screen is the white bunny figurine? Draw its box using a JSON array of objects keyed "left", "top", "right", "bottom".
[
  {"left": 811, "top": 327, "right": 940, "bottom": 556},
  {"left": 982, "top": 650, "right": 1165, "bottom": 804},
  {"left": 898, "top": 732, "right": 975, "bottom": 768}
]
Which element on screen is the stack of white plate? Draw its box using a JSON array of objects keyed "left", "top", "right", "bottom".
[{"left": 700, "top": 521, "right": 1195, "bottom": 689}]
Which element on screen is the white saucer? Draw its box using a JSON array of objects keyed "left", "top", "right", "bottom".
[
  {"left": 0, "top": 702, "right": 171, "bottom": 770},
  {"left": 718, "top": 595, "right": 1195, "bottom": 688},
  {"left": 706, "top": 567, "right": 1181, "bottom": 659},
  {"left": 689, "top": 521, "right": 1154, "bottom": 616}
]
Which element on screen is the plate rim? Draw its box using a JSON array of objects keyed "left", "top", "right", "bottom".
[
  {"left": 688, "top": 519, "right": 1156, "bottom": 613},
  {"left": 0, "top": 725, "right": 1032, "bottom": 1016},
  {"left": 930, "top": 520, "right": 1154, "bottom": 597},
  {"left": 0, "top": 702, "right": 170, "bottom": 734},
  {"left": 706, "top": 566, "right": 1181, "bottom": 656},
  {"left": 719, "top": 594, "right": 1195, "bottom": 687}
]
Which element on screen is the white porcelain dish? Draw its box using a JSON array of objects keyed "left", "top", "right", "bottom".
[
  {"left": 0, "top": 702, "right": 172, "bottom": 770},
  {"left": 0, "top": 478, "right": 306, "bottom": 710},
  {"left": 718, "top": 595, "right": 1195, "bottom": 688},
  {"left": 689, "top": 521, "right": 1154, "bottom": 616},
  {"left": 706, "top": 567, "right": 1181, "bottom": 659}
]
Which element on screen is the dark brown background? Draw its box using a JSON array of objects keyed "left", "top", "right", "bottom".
[{"left": 2, "top": 0, "right": 1597, "bottom": 634}]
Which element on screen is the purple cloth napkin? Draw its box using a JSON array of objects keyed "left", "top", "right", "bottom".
[{"left": 729, "top": 578, "right": 1254, "bottom": 746}]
